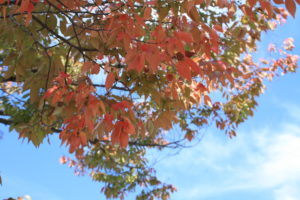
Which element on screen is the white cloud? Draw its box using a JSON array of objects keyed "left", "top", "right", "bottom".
[
  {"left": 274, "top": 184, "right": 300, "bottom": 200},
  {"left": 155, "top": 122, "right": 300, "bottom": 199}
]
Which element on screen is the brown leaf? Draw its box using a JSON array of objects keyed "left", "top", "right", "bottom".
[{"left": 285, "top": 0, "right": 296, "bottom": 17}]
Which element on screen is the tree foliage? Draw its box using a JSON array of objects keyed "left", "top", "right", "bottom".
[{"left": 0, "top": 0, "right": 299, "bottom": 199}]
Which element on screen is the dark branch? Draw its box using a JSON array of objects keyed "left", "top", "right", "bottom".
[
  {"left": 0, "top": 75, "right": 129, "bottom": 91},
  {"left": 0, "top": 76, "right": 17, "bottom": 83},
  {"left": 0, "top": 118, "right": 12, "bottom": 125},
  {"left": 89, "top": 138, "right": 185, "bottom": 149},
  {"left": 32, "top": 15, "right": 98, "bottom": 52}
]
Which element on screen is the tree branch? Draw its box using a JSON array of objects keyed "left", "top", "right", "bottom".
[
  {"left": 0, "top": 117, "right": 182, "bottom": 148},
  {"left": 0, "top": 118, "right": 12, "bottom": 125},
  {"left": 32, "top": 15, "right": 98, "bottom": 52},
  {"left": 0, "top": 76, "right": 17, "bottom": 83},
  {"left": 0, "top": 110, "right": 7, "bottom": 116}
]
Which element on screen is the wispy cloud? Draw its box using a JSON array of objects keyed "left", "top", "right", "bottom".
[
  {"left": 273, "top": 184, "right": 300, "bottom": 200},
  {"left": 155, "top": 120, "right": 300, "bottom": 199}
]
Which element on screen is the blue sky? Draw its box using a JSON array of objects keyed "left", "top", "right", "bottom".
[{"left": 1, "top": 11, "right": 300, "bottom": 200}]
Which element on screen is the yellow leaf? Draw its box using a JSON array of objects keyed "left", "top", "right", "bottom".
[{"left": 158, "top": 6, "right": 170, "bottom": 21}]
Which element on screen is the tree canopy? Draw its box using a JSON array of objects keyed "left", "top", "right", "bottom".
[{"left": 0, "top": 0, "right": 299, "bottom": 199}]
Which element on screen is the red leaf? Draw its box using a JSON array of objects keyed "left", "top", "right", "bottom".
[
  {"left": 185, "top": 51, "right": 195, "bottom": 58},
  {"left": 111, "top": 122, "right": 122, "bottom": 146},
  {"left": 285, "top": 0, "right": 296, "bottom": 17},
  {"left": 91, "top": 64, "right": 100, "bottom": 74},
  {"left": 105, "top": 72, "right": 115, "bottom": 91},
  {"left": 166, "top": 73, "right": 174, "bottom": 81},
  {"left": 120, "top": 132, "right": 129, "bottom": 148},
  {"left": 79, "top": 132, "right": 87, "bottom": 146},
  {"left": 81, "top": 62, "right": 92, "bottom": 74},
  {"left": 248, "top": 0, "right": 257, "bottom": 7},
  {"left": 273, "top": 0, "right": 284, "bottom": 4},
  {"left": 185, "top": 58, "right": 201, "bottom": 74},
  {"left": 18, "top": 0, "right": 30, "bottom": 12},
  {"left": 176, "top": 61, "right": 191, "bottom": 81},
  {"left": 137, "top": 54, "right": 145, "bottom": 72},
  {"left": 175, "top": 31, "right": 194, "bottom": 43},
  {"left": 296, "top": 0, "right": 300, "bottom": 5},
  {"left": 260, "top": 1, "right": 273, "bottom": 18},
  {"left": 128, "top": 54, "right": 145, "bottom": 72},
  {"left": 44, "top": 86, "right": 58, "bottom": 98},
  {"left": 213, "top": 24, "right": 223, "bottom": 32},
  {"left": 144, "top": 7, "right": 152, "bottom": 19},
  {"left": 123, "top": 117, "right": 136, "bottom": 135}
]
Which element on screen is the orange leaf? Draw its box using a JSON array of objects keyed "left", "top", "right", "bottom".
[
  {"left": 285, "top": 0, "right": 296, "bottom": 17},
  {"left": 105, "top": 72, "right": 115, "bottom": 90},
  {"left": 204, "top": 95, "right": 212, "bottom": 107},
  {"left": 79, "top": 132, "right": 87, "bottom": 146},
  {"left": 185, "top": 132, "right": 194, "bottom": 141}
]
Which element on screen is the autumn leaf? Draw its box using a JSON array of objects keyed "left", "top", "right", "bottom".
[
  {"left": 285, "top": 0, "right": 296, "bottom": 17},
  {"left": 175, "top": 31, "right": 194, "bottom": 43},
  {"left": 185, "top": 132, "right": 194, "bottom": 141},
  {"left": 176, "top": 61, "right": 191, "bottom": 81},
  {"left": 213, "top": 24, "right": 223, "bottom": 32},
  {"left": 144, "top": 7, "right": 152, "bottom": 19},
  {"left": 248, "top": 0, "right": 257, "bottom": 7},
  {"left": 204, "top": 95, "right": 212, "bottom": 107},
  {"left": 111, "top": 122, "right": 122, "bottom": 146},
  {"left": 120, "top": 132, "right": 129, "bottom": 148},
  {"left": 123, "top": 117, "right": 136, "bottom": 135},
  {"left": 273, "top": 0, "right": 284, "bottom": 4},
  {"left": 105, "top": 72, "right": 115, "bottom": 91},
  {"left": 79, "top": 132, "right": 87, "bottom": 146}
]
